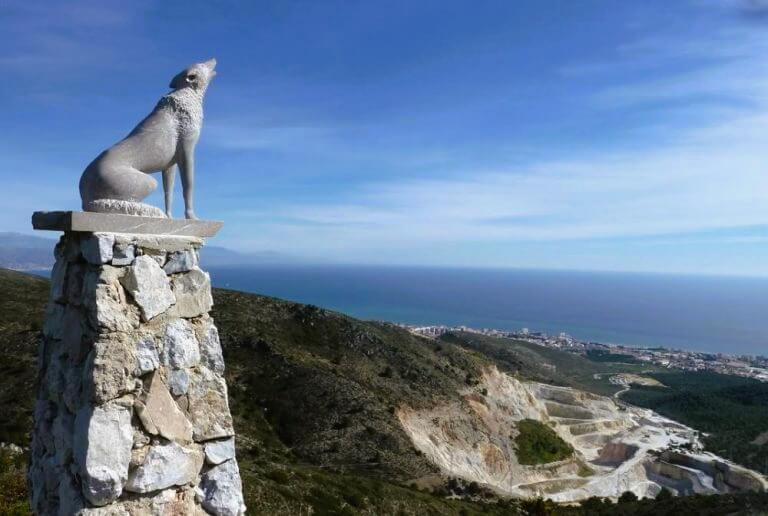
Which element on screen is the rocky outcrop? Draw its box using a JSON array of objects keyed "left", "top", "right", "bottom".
[
  {"left": 29, "top": 232, "right": 245, "bottom": 515},
  {"left": 397, "top": 366, "right": 768, "bottom": 502}
]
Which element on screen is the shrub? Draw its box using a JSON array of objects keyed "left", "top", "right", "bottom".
[{"left": 514, "top": 419, "right": 574, "bottom": 465}]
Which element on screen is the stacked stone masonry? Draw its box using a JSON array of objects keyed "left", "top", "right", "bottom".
[{"left": 29, "top": 232, "right": 246, "bottom": 515}]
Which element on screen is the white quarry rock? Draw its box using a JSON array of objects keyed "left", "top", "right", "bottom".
[
  {"left": 133, "top": 428, "right": 151, "bottom": 449},
  {"left": 188, "top": 368, "right": 235, "bottom": 441},
  {"left": 111, "top": 242, "right": 135, "bottom": 266},
  {"left": 169, "top": 267, "right": 213, "bottom": 318},
  {"left": 74, "top": 403, "right": 133, "bottom": 506},
  {"left": 205, "top": 438, "right": 236, "bottom": 465},
  {"left": 82, "top": 233, "right": 115, "bottom": 265},
  {"left": 198, "top": 458, "right": 246, "bottom": 516},
  {"left": 135, "top": 371, "right": 193, "bottom": 443},
  {"left": 163, "top": 319, "right": 200, "bottom": 369},
  {"left": 135, "top": 336, "right": 160, "bottom": 376},
  {"left": 148, "top": 252, "right": 168, "bottom": 267},
  {"left": 83, "top": 267, "right": 139, "bottom": 333},
  {"left": 169, "top": 368, "right": 190, "bottom": 396},
  {"left": 120, "top": 255, "right": 176, "bottom": 321},
  {"left": 200, "top": 320, "right": 225, "bottom": 374},
  {"left": 77, "top": 505, "right": 130, "bottom": 515},
  {"left": 87, "top": 335, "right": 136, "bottom": 404},
  {"left": 164, "top": 249, "right": 199, "bottom": 274},
  {"left": 133, "top": 234, "right": 204, "bottom": 253},
  {"left": 118, "top": 487, "right": 200, "bottom": 515},
  {"left": 125, "top": 441, "right": 204, "bottom": 493},
  {"left": 32, "top": 234, "right": 244, "bottom": 513}
]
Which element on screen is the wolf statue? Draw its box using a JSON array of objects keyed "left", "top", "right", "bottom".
[{"left": 79, "top": 59, "right": 217, "bottom": 219}]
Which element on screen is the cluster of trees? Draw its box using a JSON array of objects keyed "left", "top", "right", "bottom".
[
  {"left": 585, "top": 349, "right": 641, "bottom": 364},
  {"left": 514, "top": 419, "right": 574, "bottom": 465}
]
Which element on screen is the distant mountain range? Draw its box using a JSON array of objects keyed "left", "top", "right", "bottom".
[{"left": 0, "top": 232, "right": 299, "bottom": 270}]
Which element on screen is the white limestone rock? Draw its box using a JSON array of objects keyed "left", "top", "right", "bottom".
[
  {"left": 119, "top": 485, "right": 202, "bottom": 515},
  {"left": 164, "top": 249, "right": 199, "bottom": 275},
  {"left": 169, "top": 368, "right": 190, "bottom": 396},
  {"left": 83, "top": 267, "right": 138, "bottom": 333},
  {"left": 135, "top": 336, "right": 160, "bottom": 376},
  {"left": 111, "top": 242, "right": 135, "bottom": 266},
  {"left": 205, "top": 438, "right": 236, "bottom": 465},
  {"left": 197, "top": 458, "right": 246, "bottom": 516},
  {"left": 199, "top": 320, "right": 225, "bottom": 374},
  {"left": 163, "top": 319, "right": 200, "bottom": 369},
  {"left": 76, "top": 505, "right": 130, "bottom": 516},
  {"left": 86, "top": 335, "right": 136, "bottom": 404},
  {"left": 120, "top": 256, "right": 175, "bottom": 321},
  {"left": 74, "top": 403, "right": 133, "bottom": 506},
  {"left": 135, "top": 371, "right": 193, "bottom": 443},
  {"left": 125, "top": 442, "right": 204, "bottom": 493},
  {"left": 82, "top": 233, "right": 115, "bottom": 265},
  {"left": 169, "top": 267, "right": 213, "bottom": 318},
  {"left": 134, "top": 234, "right": 203, "bottom": 253},
  {"left": 188, "top": 368, "right": 234, "bottom": 441}
]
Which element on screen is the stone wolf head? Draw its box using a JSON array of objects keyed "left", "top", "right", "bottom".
[{"left": 169, "top": 58, "right": 217, "bottom": 92}]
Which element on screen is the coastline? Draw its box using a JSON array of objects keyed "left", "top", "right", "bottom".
[{"left": 400, "top": 322, "right": 768, "bottom": 382}]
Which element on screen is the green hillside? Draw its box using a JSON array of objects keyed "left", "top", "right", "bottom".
[
  {"left": 440, "top": 331, "right": 660, "bottom": 396},
  {"left": 0, "top": 268, "right": 767, "bottom": 515},
  {"left": 0, "top": 268, "right": 516, "bottom": 515}
]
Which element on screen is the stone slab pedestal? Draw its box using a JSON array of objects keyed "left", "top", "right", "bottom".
[{"left": 29, "top": 213, "right": 245, "bottom": 515}]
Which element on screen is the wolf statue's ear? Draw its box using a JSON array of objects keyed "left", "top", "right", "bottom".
[{"left": 169, "top": 71, "right": 186, "bottom": 89}]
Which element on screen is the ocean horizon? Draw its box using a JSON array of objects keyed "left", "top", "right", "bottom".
[{"left": 207, "top": 264, "right": 768, "bottom": 357}]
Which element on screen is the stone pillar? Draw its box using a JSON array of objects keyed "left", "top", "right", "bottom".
[{"left": 29, "top": 213, "right": 245, "bottom": 516}]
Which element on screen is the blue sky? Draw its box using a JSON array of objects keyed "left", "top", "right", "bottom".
[{"left": 3, "top": 0, "right": 768, "bottom": 275}]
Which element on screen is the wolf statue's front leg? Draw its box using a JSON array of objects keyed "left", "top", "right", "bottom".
[
  {"left": 163, "top": 165, "right": 176, "bottom": 218},
  {"left": 179, "top": 144, "right": 197, "bottom": 220}
]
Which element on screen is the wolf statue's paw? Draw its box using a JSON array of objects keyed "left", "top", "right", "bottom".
[{"left": 185, "top": 209, "right": 198, "bottom": 220}]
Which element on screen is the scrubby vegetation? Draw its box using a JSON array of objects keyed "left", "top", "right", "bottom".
[
  {"left": 622, "top": 371, "right": 768, "bottom": 475},
  {"left": 585, "top": 349, "right": 641, "bottom": 364},
  {"left": 514, "top": 419, "right": 574, "bottom": 465},
  {"left": 0, "top": 448, "right": 29, "bottom": 515},
  {"left": 440, "top": 332, "right": 660, "bottom": 396},
  {"left": 523, "top": 491, "right": 768, "bottom": 515},
  {"left": 1, "top": 268, "right": 767, "bottom": 514}
]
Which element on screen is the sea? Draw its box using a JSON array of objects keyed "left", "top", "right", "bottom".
[{"left": 208, "top": 265, "right": 768, "bottom": 357}]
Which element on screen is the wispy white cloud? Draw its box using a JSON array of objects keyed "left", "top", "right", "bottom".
[{"left": 221, "top": 19, "right": 768, "bottom": 264}]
